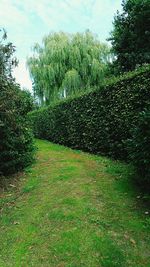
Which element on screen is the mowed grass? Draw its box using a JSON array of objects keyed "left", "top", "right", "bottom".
[{"left": 0, "top": 139, "right": 150, "bottom": 267}]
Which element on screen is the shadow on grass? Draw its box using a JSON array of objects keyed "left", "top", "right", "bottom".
[{"left": 105, "top": 160, "right": 150, "bottom": 210}]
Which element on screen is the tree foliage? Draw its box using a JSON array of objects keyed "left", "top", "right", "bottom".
[
  {"left": 109, "top": 0, "right": 150, "bottom": 73},
  {"left": 27, "top": 30, "right": 111, "bottom": 105},
  {"left": 0, "top": 29, "right": 34, "bottom": 176},
  {"left": 0, "top": 29, "right": 18, "bottom": 79}
]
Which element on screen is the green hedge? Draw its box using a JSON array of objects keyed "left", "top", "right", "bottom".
[
  {"left": 127, "top": 109, "right": 150, "bottom": 188},
  {"left": 29, "top": 65, "right": 150, "bottom": 161},
  {"left": 0, "top": 79, "right": 34, "bottom": 176}
]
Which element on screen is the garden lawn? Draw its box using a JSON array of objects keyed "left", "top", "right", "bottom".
[{"left": 0, "top": 139, "right": 150, "bottom": 267}]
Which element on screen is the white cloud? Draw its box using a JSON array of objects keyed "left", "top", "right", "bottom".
[
  {"left": 0, "top": 0, "right": 29, "bottom": 29},
  {"left": 13, "top": 60, "right": 32, "bottom": 91},
  {"left": 89, "top": 0, "right": 122, "bottom": 40}
]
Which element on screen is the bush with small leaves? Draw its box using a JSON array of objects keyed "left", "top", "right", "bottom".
[
  {"left": 0, "top": 80, "right": 34, "bottom": 175},
  {"left": 127, "top": 110, "right": 150, "bottom": 189},
  {"left": 0, "top": 30, "right": 34, "bottom": 176}
]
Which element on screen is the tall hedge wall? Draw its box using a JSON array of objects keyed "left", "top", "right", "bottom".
[
  {"left": 127, "top": 109, "right": 150, "bottom": 188},
  {"left": 29, "top": 66, "right": 150, "bottom": 160},
  {"left": 0, "top": 79, "right": 34, "bottom": 176}
]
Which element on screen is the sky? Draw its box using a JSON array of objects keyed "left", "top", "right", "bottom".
[{"left": 0, "top": 0, "right": 122, "bottom": 91}]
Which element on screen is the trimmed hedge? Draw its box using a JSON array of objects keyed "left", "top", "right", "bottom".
[
  {"left": 29, "top": 65, "right": 150, "bottom": 161},
  {"left": 127, "top": 109, "right": 150, "bottom": 188}
]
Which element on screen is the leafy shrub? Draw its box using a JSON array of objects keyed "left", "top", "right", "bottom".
[
  {"left": 0, "top": 79, "right": 34, "bottom": 176},
  {"left": 29, "top": 65, "right": 150, "bottom": 161},
  {"left": 0, "top": 30, "right": 34, "bottom": 176},
  {"left": 127, "top": 110, "right": 150, "bottom": 188}
]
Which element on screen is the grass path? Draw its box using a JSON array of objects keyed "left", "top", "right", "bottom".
[{"left": 0, "top": 139, "right": 150, "bottom": 267}]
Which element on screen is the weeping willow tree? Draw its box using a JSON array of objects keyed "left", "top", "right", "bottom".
[{"left": 27, "top": 30, "right": 111, "bottom": 105}]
